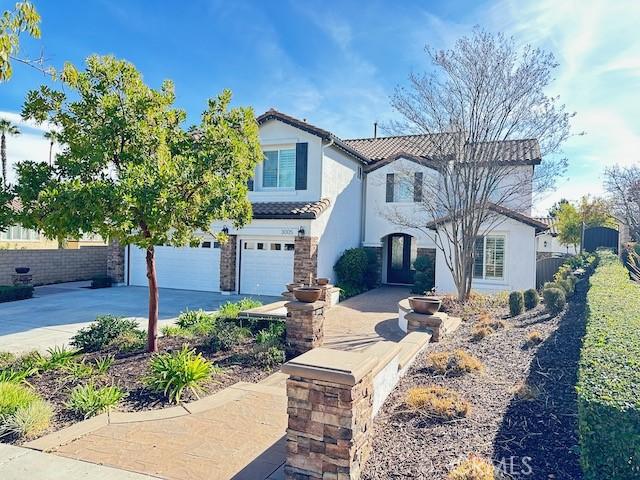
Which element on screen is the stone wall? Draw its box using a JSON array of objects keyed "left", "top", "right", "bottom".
[
  {"left": 106, "top": 239, "right": 125, "bottom": 283},
  {"left": 219, "top": 234, "right": 237, "bottom": 292},
  {"left": 0, "top": 246, "right": 108, "bottom": 285},
  {"left": 285, "top": 300, "right": 325, "bottom": 357},
  {"left": 294, "top": 236, "right": 318, "bottom": 285}
]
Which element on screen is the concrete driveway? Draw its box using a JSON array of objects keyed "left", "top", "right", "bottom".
[{"left": 0, "top": 282, "right": 276, "bottom": 353}]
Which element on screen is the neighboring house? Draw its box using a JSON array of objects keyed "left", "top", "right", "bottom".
[
  {"left": 121, "top": 109, "right": 549, "bottom": 296},
  {"left": 534, "top": 216, "right": 577, "bottom": 257}
]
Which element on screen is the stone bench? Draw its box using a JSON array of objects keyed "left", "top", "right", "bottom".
[{"left": 398, "top": 298, "right": 461, "bottom": 342}]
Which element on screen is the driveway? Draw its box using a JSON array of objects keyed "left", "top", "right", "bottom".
[{"left": 0, "top": 282, "right": 276, "bottom": 353}]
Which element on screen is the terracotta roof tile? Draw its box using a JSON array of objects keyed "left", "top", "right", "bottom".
[
  {"left": 425, "top": 203, "right": 549, "bottom": 233},
  {"left": 251, "top": 199, "right": 331, "bottom": 220}
]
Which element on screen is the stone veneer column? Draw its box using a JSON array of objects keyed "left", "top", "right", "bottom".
[
  {"left": 285, "top": 300, "right": 325, "bottom": 357},
  {"left": 219, "top": 234, "right": 237, "bottom": 293},
  {"left": 106, "top": 239, "right": 125, "bottom": 284},
  {"left": 294, "top": 236, "right": 318, "bottom": 285},
  {"left": 281, "top": 348, "right": 377, "bottom": 480}
]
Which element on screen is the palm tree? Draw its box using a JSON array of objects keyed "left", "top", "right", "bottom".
[
  {"left": 0, "top": 119, "right": 20, "bottom": 187},
  {"left": 43, "top": 130, "right": 55, "bottom": 166}
]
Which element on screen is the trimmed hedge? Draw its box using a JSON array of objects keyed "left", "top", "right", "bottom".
[
  {"left": 334, "top": 247, "right": 380, "bottom": 300},
  {"left": 577, "top": 251, "right": 640, "bottom": 479},
  {"left": 508, "top": 291, "right": 524, "bottom": 316},
  {"left": 0, "top": 285, "right": 34, "bottom": 303}
]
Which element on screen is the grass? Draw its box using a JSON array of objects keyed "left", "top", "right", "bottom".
[
  {"left": 426, "top": 350, "right": 484, "bottom": 376},
  {"left": 0, "top": 399, "right": 53, "bottom": 439},
  {"left": 67, "top": 384, "right": 125, "bottom": 418},
  {"left": 511, "top": 382, "right": 539, "bottom": 401},
  {"left": 405, "top": 386, "right": 470, "bottom": 420},
  {"left": 524, "top": 330, "right": 544, "bottom": 347},
  {"left": 0, "top": 382, "right": 39, "bottom": 416},
  {"left": 448, "top": 455, "right": 496, "bottom": 480}
]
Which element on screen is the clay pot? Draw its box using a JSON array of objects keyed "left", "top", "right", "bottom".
[
  {"left": 293, "top": 287, "right": 323, "bottom": 303},
  {"left": 15, "top": 267, "right": 30, "bottom": 274},
  {"left": 286, "top": 283, "right": 303, "bottom": 292},
  {"left": 316, "top": 278, "right": 329, "bottom": 286},
  {"left": 408, "top": 296, "right": 442, "bottom": 315}
]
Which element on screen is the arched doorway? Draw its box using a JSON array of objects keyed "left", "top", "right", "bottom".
[{"left": 386, "top": 233, "right": 416, "bottom": 284}]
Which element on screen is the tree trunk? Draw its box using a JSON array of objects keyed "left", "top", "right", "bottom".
[
  {"left": 146, "top": 246, "right": 159, "bottom": 352},
  {"left": 1, "top": 133, "right": 6, "bottom": 187}
]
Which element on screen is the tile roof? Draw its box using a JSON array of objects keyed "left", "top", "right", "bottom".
[
  {"left": 251, "top": 199, "right": 331, "bottom": 220},
  {"left": 534, "top": 216, "right": 559, "bottom": 235},
  {"left": 425, "top": 203, "right": 549, "bottom": 233}
]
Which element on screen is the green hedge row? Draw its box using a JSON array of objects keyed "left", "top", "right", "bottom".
[
  {"left": 577, "top": 251, "right": 640, "bottom": 479},
  {"left": 0, "top": 285, "right": 34, "bottom": 303}
]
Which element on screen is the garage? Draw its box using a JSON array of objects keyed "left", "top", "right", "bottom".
[
  {"left": 239, "top": 239, "right": 294, "bottom": 296},
  {"left": 128, "top": 244, "right": 221, "bottom": 292}
]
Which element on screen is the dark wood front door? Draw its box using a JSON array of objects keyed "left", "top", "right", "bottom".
[{"left": 387, "top": 234, "right": 414, "bottom": 284}]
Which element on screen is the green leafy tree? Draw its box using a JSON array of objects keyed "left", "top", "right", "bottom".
[
  {"left": 556, "top": 202, "right": 582, "bottom": 251},
  {"left": 0, "top": 1, "right": 41, "bottom": 81},
  {"left": 556, "top": 196, "right": 616, "bottom": 252},
  {"left": 17, "top": 55, "right": 262, "bottom": 351},
  {"left": 0, "top": 118, "right": 20, "bottom": 187}
]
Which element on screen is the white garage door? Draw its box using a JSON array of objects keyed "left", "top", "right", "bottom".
[
  {"left": 129, "top": 244, "right": 220, "bottom": 292},
  {"left": 239, "top": 239, "right": 294, "bottom": 296}
]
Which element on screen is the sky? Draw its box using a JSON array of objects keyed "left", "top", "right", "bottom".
[{"left": 1, "top": 0, "right": 639, "bottom": 215}]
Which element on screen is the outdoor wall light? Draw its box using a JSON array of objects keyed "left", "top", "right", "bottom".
[
  {"left": 222, "top": 226, "right": 229, "bottom": 235},
  {"left": 298, "top": 226, "right": 305, "bottom": 238}
]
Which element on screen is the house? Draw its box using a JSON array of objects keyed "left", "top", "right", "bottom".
[
  {"left": 534, "top": 216, "right": 577, "bottom": 257},
  {"left": 120, "top": 109, "right": 549, "bottom": 296}
]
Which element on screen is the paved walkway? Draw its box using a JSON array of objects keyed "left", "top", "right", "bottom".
[
  {"left": 31, "top": 287, "right": 407, "bottom": 480},
  {"left": 0, "top": 283, "right": 275, "bottom": 353}
]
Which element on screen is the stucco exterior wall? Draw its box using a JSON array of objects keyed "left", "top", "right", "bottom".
[
  {"left": 434, "top": 216, "right": 537, "bottom": 294},
  {"left": 536, "top": 232, "right": 577, "bottom": 255}
]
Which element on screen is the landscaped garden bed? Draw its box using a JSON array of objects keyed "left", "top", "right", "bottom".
[
  {"left": 0, "top": 298, "right": 285, "bottom": 445},
  {"left": 362, "top": 254, "right": 597, "bottom": 479}
]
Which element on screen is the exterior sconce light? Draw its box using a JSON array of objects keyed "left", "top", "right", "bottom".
[
  {"left": 543, "top": 240, "right": 548, "bottom": 248},
  {"left": 222, "top": 226, "right": 229, "bottom": 235},
  {"left": 297, "top": 226, "right": 305, "bottom": 238}
]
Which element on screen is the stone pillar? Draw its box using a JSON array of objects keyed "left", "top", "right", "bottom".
[
  {"left": 281, "top": 348, "right": 376, "bottom": 480},
  {"left": 219, "top": 234, "right": 237, "bottom": 293},
  {"left": 106, "top": 239, "right": 125, "bottom": 284},
  {"left": 285, "top": 300, "right": 325, "bottom": 357},
  {"left": 318, "top": 284, "right": 340, "bottom": 308},
  {"left": 294, "top": 236, "right": 318, "bottom": 285}
]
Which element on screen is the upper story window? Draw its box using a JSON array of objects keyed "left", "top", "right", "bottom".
[
  {"left": 263, "top": 148, "right": 296, "bottom": 189},
  {"left": 473, "top": 235, "right": 505, "bottom": 280},
  {"left": 0, "top": 225, "right": 40, "bottom": 241},
  {"left": 386, "top": 172, "right": 423, "bottom": 203}
]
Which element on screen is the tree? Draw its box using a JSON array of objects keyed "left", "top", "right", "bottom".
[
  {"left": 0, "top": 1, "right": 42, "bottom": 81},
  {"left": 16, "top": 55, "right": 262, "bottom": 352},
  {"left": 43, "top": 130, "right": 55, "bottom": 166},
  {"left": 0, "top": 118, "right": 20, "bottom": 187},
  {"left": 604, "top": 165, "right": 640, "bottom": 241},
  {"left": 548, "top": 198, "right": 569, "bottom": 218},
  {"left": 555, "top": 202, "right": 581, "bottom": 251},
  {"left": 555, "top": 196, "right": 615, "bottom": 252},
  {"left": 578, "top": 195, "right": 615, "bottom": 228},
  {"left": 386, "top": 28, "right": 572, "bottom": 300}
]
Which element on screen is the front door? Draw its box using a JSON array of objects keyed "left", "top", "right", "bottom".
[{"left": 387, "top": 234, "right": 414, "bottom": 284}]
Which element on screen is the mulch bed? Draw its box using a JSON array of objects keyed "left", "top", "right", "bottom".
[
  {"left": 6, "top": 335, "right": 278, "bottom": 445},
  {"left": 362, "top": 282, "right": 588, "bottom": 479}
]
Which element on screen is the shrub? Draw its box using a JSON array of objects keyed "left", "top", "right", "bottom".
[
  {"left": 542, "top": 287, "right": 566, "bottom": 314},
  {"left": 161, "top": 325, "right": 189, "bottom": 338},
  {"left": 71, "top": 315, "right": 145, "bottom": 352},
  {"left": 411, "top": 255, "right": 435, "bottom": 294},
  {"left": 508, "top": 291, "right": 524, "bottom": 316},
  {"left": 218, "top": 299, "right": 262, "bottom": 319},
  {"left": 209, "top": 323, "right": 248, "bottom": 352},
  {"left": 144, "top": 345, "right": 218, "bottom": 403},
  {"left": 405, "top": 386, "right": 470, "bottom": 420},
  {"left": 576, "top": 251, "right": 640, "bottom": 479},
  {"left": 476, "top": 313, "right": 506, "bottom": 330},
  {"left": 176, "top": 309, "right": 216, "bottom": 330},
  {"left": 0, "top": 368, "right": 32, "bottom": 384},
  {"left": 38, "top": 345, "right": 78, "bottom": 371},
  {"left": 68, "top": 384, "right": 125, "bottom": 418},
  {"left": 90, "top": 275, "right": 113, "bottom": 289},
  {"left": 523, "top": 289, "right": 539, "bottom": 310},
  {"left": 94, "top": 355, "right": 114, "bottom": 375},
  {"left": 525, "top": 330, "right": 544, "bottom": 347},
  {"left": 0, "top": 382, "right": 38, "bottom": 416},
  {"left": 426, "top": 350, "right": 484, "bottom": 376},
  {"left": 471, "top": 325, "right": 494, "bottom": 341},
  {"left": 253, "top": 346, "right": 285, "bottom": 369},
  {"left": 0, "top": 352, "right": 16, "bottom": 369},
  {"left": 255, "top": 322, "right": 286, "bottom": 348},
  {"left": 0, "top": 399, "right": 53, "bottom": 439},
  {"left": 108, "top": 330, "right": 146, "bottom": 352},
  {"left": 334, "top": 247, "right": 378, "bottom": 299},
  {"left": 0, "top": 285, "right": 34, "bottom": 303},
  {"left": 448, "top": 455, "right": 495, "bottom": 480},
  {"left": 63, "top": 360, "right": 95, "bottom": 380},
  {"left": 512, "top": 382, "right": 539, "bottom": 401}
]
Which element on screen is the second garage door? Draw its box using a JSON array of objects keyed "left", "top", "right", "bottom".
[{"left": 239, "top": 239, "right": 294, "bottom": 296}]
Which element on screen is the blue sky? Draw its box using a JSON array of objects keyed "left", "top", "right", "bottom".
[{"left": 1, "top": 0, "right": 639, "bottom": 214}]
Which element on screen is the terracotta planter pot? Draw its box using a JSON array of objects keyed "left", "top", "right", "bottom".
[
  {"left": 408, "top": 296, "right": 442, "bottom": 315},
  {"left": 294, "top": 287, "right": 323, "bottom": 303},
  {"left": 286, "top": 283, "right": 303, "bottom": 292},
  {"left": 316, "top": 278, "right": 329, "bottom": 286}
]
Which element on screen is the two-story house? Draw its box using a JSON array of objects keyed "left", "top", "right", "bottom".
[{"left": 123, "top": 109, "right": 548, "bottom": 296}]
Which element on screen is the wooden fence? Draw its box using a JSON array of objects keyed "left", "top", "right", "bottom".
[{"left": 536, "top": 256, "right": 567, "bottom": 289}]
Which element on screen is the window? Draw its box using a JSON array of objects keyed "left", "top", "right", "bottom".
[
  {"left": 270, "top": 243, "right": 282, "bottom": 251},
  {"left": 263, "top": 148, "right": 295, "bottom": 189},
  {"left": 394, "top": 175, "right": 413, "bottom": 202},
  {"left": 257, "top": 242, "right": 265, "bottom": 250},
  {"left": 244, "top": 242, "right": 255, "bottom": 250},
  {"left": 473, "top": 235, "right": 505, "bottom": 280},
  {"left": 201, "top": 241, "right": 211, "bottom": 248},
  {"left": 284, "top": 243, "right": 295, "bottom": 251},
  {"left": 0, "top": 225, "right": 40, "bottom": 241},
  {"left": 386, "top": 172, "right": 422, "bottom": 203}
]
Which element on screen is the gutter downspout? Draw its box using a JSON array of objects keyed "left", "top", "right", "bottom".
[
  {"left": 320, "top": 137, "right": 335, "bottom": 198},
  {"left": 361, "top": 170, "right": 366, "bottom": 245}
]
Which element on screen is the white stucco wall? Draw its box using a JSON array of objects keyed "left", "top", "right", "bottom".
[
  {"left": 536, "top": 233, "right": 577, "bottom": 255},
  {"left": 312, "top": 144, "right": 364, "bottom": 282},
  {"left": 249, "top": 119, "right": 323, "bottom": 203},
  {"left": 434, "top": 216, "right": 537, "bottom": 294}
]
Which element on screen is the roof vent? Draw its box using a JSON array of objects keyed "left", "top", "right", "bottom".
[{"left": 373, "top": 121, "right": 378, "bottom": 139}]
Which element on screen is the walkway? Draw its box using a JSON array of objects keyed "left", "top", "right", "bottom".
[{"left": 32, "top": 287, "right": 408, "bottom": 480}]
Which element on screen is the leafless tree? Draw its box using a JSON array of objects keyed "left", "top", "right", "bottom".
[
  {"left": 384, "top": 28, "right": 573, "bottom": 300},
  {"left": 604, "top": 165, "right": 640, "bottom": 241}
]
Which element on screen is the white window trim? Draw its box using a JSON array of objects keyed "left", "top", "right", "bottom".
[
  {"left": 473, "top": 233, "right": 507, "bottom": 283},
  {"left": 261, "top": 147, "right": 296, "bottom": 191},
  {"left": 0, "top": 225, "right": 41, "bottom": 242}
]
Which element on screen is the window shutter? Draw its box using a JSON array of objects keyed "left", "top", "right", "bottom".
[
  {"left": 386, "top": 173, "right": 395, "bottom": 202},
  {"left": 295, "top": 142, "right": 308, "bottom": 190},
  {"left": 413, "top": 172, "right": 423, "bottom": 202},
  {"left": 247, "top": 178, "right": 254, "bottom": 191}
]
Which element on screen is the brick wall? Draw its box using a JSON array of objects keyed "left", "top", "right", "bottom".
[
  {"left": 219, "top": 234, "right": 237, "bottom": 292},
  {"left": 294, "top": 236, "right": 318, "bottom": 285},
  {"left": 0, "top": 246, "right": 108, "bottom": 285}
]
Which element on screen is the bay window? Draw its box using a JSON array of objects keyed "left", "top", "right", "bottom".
[
  {"left": 263, "top": 148, "right": 295, "bottom": 189},
  {"left": 473, "top": 235, "right": 505, "bottom": 280}
]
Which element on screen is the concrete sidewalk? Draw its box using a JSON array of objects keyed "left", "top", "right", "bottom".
[{"left": 0, "top": 444, "right": 155, "bottom": 480}]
